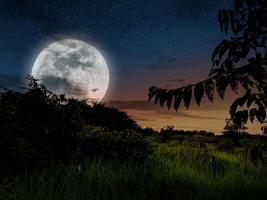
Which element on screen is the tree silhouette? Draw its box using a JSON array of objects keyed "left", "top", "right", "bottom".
[
  {"left": 148, "top": 0, "right": 267, "bottom": 132},
  {"left": 0, "top": 76, "right": 146, "bottom": 177}
]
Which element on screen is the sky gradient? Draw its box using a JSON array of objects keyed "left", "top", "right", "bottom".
[{"left": 1, "top": 0, "right": 261, "bottom": 133}]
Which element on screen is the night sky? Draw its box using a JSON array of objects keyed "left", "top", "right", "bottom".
[{"left": 2, "top": 0, "right": 257, "bottom": 133}]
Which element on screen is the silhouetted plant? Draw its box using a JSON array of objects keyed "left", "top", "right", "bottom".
[
  {"left": 160, "top": 126, "right": 214, "bottom": 136},
  {"left": 148, "top": 0, "right": 267, "bottom": 132},
  {"left": 250, "top": 146, "right": 265, "bottom": 165},
  {"left": 79, "top": 126, "right": 153, "bottom": 162},
  {"left": 141, "top": 127, "right": 158, "bottom": 136},
  {"left": 0, "top": 76, "right": 147, "bottom": 178},
  {"left": 160, "top": 125, "right": 175, "bottom": 142},
  {"left": 85, "top": 103, "right": 140, "bottom": 131},
  {"left": 224, "top": 117, "right": 249, "bottom": 134},
  {"left": 217, "top": 138, "right": 235, "bottom": 152}
]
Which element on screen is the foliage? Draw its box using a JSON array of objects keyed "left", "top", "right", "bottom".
[
  {"left": 0, "top": 76, "right": 147, "bottom": 178},
  {"left": 148, "top": 0, "right": 267, "bottom": 132},
  {"left": 160, "top": 125, "right": 175, "bottom": 142},
  {"left": 141, "top": 127, "right": 158, "bottom": 136},
  {"left": 224, "top": 117, "right": 248, "bottom": 133},
  {"left": 79, "top": 126, "right": 153, "bottom": 162},
  {"left": 85, "top": 103, "right": 140, "bottom": 131},
  {"left": 217, "top": 138, "right": 235, "bottom": 152},
  {"left": 250, "top": 146, "right": 266, "bottom": 165},
  {"left": 1, "top": 135, "right": 267, "bottom": 200},
  {"left": 159, "top": 126, "right": 215, "bottom": 138}
]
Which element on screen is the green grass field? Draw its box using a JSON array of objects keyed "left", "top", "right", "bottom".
[{"left": 1, "top": 134, "right": 267, "bottom": 200}]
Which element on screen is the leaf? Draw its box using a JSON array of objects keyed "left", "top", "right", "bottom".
[
  {"left": 246, "top": 0, "right": 255, "bottom": 9},
  {"left": 218, "top": 10, "right": 224, "bottom": 32},
  {"left": 261, "top": 35, "right": 266, "bottom": 46},
  {"left": 204, "top": 79, "right": 215, "bottom": 102},
  {"left": 153, "top": 89, "right": 168, "bottom": 107},
  {"left": 154, "top": 89, "right": 164, "bottom": 104},
  {"left": 229, "top": 10, "right": 238, "bottom": 34},
  {"left": 183, "top": 85, "right": 192, "bottom": 109},
  {"left": 159, "top": 89, "right": 168, "bottom": 108},
  {"left": 232, "top": 51, "right": 243, "bottom": 63},
  {"left": 194, "top": 82, "right": 204, "bottom": 106},
  {"left": 248, "top": 65, "right": 267, "bottom": 84},
  {"left": 242, "top": 110, "right": 249, "bottom": 124},
  {"left": 241, "top": 45, "right": 250, "bottom": 58},
  {"left": 249, "top": 108, "right": 257, "bottom": 122},
  {"left": 254, "top": 98, "right": 266, "bottom": 122},
  {"left": 239, "top": 77, "right": 254, "bottom": 90},
  {"left": 230, "top": 94, "right": 248, "bottom": 116},
  {"left": 256, "top": 109, "right": 266, "bottom": 123},
  {"left": 148, "top": 86, "right": 160, "bottom": 101},
  {"left": 224, "top": 60, "right": 234, "bottom": 72},
  {"left": 222, "top": 9, "right": 229, "bottom": 33},
  {"left": 230, "top": 77, "right": 238, "bottom": 94},
  {"left": 218, "top": 40, "right": 228, "bottom": 61},
  {"left": 59, "top": 94, "right": 65, "bottom": 102},
  {"left": 246, "top": 94, "right": 254, "bottom": 108},
  {"left": 166, "top": 90, "right": 175, "bottom": 110},
  {"left": 233, "top": 110, "right": 248, "bottom": 125},
  {"left": 235, "top": 0, "right": 243, "bottom": 12},
  {"left": 233, "top": 111, "right": 243, "bottom": 125},
  {"left": 211, "top": 41, "right": 224, "bottom": 62},
  {"left": 174, "top": 89, "right": 183, "bottom": 112},
  {"left": 216, "top": 75, "right": 228, "bottom": 99},
  {"left": 215, "top": 60, "right": 220, "bottom": 66}
]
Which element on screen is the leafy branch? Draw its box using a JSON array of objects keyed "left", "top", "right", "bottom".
[{"left": 148, "top": 0, "right": 267, "bottom": 132}]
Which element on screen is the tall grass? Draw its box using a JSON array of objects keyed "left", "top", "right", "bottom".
[{"left": 1, "top": 138, "right": 267, "bottom": 200}]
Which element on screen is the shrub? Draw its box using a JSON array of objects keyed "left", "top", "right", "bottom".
[
  {"left": 222, "top": 131, "right": 242, "bottom": 147},
  {"left": 160, "top": 125, "right": 175, "bottom": 142},
  {"left": 250, "top": 146, "right": 265, "bottom": 166},
  {"left": 79, "top": 126, "right": 153, "bottom": 162},
  {"left": 217, "top": 138, "right": 235, "bottom": 152},
  {"left": 0, "top": 77, "right": 147, "bottom": 178},
  {"left": 141, "top": 127, "right": 157, "bottom": 136}
]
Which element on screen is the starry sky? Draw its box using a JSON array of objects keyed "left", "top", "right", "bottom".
[{"left": 2, "top": 0, "right": 261, "bottom": 133}]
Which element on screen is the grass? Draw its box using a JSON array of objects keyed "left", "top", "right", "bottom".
[{"left": 1, "top": 135, "right": 267, "bottom": 200}]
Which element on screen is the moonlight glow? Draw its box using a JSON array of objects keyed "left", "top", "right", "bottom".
[{"left": 31, "top": 39, "right": 109, "bottom": 101}]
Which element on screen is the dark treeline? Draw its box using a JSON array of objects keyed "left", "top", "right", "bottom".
[
  {"left": 1, "top": 76, "right": 265, "bottom": 181},
  {"left": 0, "top": 76, "right": 151, "bottom": 179}
]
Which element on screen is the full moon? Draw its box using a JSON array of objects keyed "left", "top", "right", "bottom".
[{"left": 31, "top": 39, "right": 109, "bottom": 101}]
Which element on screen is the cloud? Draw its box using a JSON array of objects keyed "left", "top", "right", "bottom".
[
  {"left": 107, "top": 99, "right": 231, "bottom": 132},
  {"left": 41, "top": 75, "right": 87, "bottom": 97},
  {"left": 108, "top": 100, "right": 224, "bottom": 120},
  {"left": 0, "top": 74, "right": 25, "bottom": 90},
  {"left": 108, "top": 100, "right": 154, "bottom": 110}
]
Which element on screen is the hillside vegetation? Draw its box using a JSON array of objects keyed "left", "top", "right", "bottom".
[{"left": 0, "top": 77, "right": 267, "bottom": 200}]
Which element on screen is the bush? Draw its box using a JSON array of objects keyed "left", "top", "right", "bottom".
[
  {"left": 0, "top": 77, "right": 148, "bottom": 178},
  {"left": 160, "top": 125, "right": 175, "bottom": 142},
  {"left": 250, "top": 146, "right": 265, "bottom": 166},
  {"left": 217, "top": 138, "right": 235, "bottom": 152},
  {"left": 79, "top": 126, "right": 153, "bottom": 162},
  {"left": 159, "top": 126, "right": 215, "bottom": 142},
  {"left": 141, "top": 127, "right": 157, "bottom": 136},
  {"left": 222, "top": 131, "right": 242, "bottom": 147}
]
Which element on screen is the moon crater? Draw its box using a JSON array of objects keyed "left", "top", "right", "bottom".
[{"left": 31, "top": 39, "right": 109, "bottom": 101}]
